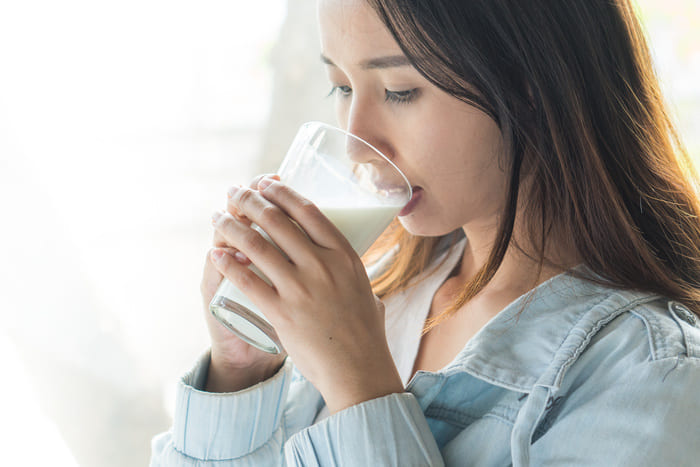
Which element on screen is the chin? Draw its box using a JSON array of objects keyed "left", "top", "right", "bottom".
[{"left": 398, "top": 214, "right": 456, "bottom": 238}]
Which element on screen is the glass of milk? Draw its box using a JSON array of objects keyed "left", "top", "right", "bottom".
[{"left": 209, "top": 121, "right": 412, "bottom": 354}]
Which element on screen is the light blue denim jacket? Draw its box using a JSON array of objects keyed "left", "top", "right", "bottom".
[{"left": 151, "top": 237, "right": 700, "bottom": 466}]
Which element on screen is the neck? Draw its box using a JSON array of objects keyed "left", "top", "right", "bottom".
[{"left": 455, "top": 216, "right": 581, "bottom": 303}]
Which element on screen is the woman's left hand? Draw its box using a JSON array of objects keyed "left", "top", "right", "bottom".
[{"left": 211, "top": 176, "right": 404, "bottom": 414}]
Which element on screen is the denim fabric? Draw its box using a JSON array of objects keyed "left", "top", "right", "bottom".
[{"left": 151, "top": 239, "right": 700, "bottom": 466}]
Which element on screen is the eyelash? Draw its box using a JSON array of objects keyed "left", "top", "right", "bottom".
[
  {"left": 327, "top": 85, "right": 352, "bottom": 98},
  {"left": 327, "top": 86, "right": 419, "bottom": 105}
]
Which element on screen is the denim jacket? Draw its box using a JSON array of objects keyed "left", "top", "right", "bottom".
[{"left": 151, "top": 236, "right": 700, "bottom": 466}]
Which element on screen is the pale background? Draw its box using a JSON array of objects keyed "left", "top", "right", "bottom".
[{"left": 0, "top": 1, "right": 697, "bottom": 466}]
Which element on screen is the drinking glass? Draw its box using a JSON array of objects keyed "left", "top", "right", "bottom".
[{"left": 209, "top": 121, "right": 412, "bottom": 353}]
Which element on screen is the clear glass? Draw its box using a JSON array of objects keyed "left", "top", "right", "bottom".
[{"left": 209, "top": 121, "right": 412, "bottom": 353}]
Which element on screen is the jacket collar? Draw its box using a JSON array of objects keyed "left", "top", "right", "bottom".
[{"left": 408, "top": 236, "right": 660, "bottom": 393}]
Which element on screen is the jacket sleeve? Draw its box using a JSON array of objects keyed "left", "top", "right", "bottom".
[
  {"left": 529, "top": 353, "right": 700, "bottom": 466},
  {"left": 284, "top": 392, "right": 445, "bottom": 466},
  {"left": 150, "top": 351, "right": 324, "bottom": 466},
  {"left": 150, "top": 352, "right": 444, "bottom": 466},
  {"left": 151, "top": 248, "right": 443, "bottom": 466}
]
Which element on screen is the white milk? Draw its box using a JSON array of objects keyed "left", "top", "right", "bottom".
[
  {"left": 317, "top": 204, "right": 401, "bottom": 255},
  {"left": 213, "top": 203, "right": 402, "bottom": 331}
]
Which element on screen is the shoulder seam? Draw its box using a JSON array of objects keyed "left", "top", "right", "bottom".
[
  {"left": 551, "top": 293, "right": 659, "bottom": 389},
  {"left": 628, "top": 309, "right": 660, "bottom": 361},
  {"left": 631, "top": 299, "right": 697, "bottom": 360}
]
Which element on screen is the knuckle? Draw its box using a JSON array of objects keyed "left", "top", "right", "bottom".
[
  {"left": 206, "top": 247, "right": 217, "bottom": 261},
  {"left": 268, "top": 181, "right": 291, "bottom": 199},
  {"left": 215, "top": 212, "right": 231, "bottom": 228},
  {"left": 242, "top": 229, "right": 267, "bottom": 254},
  {"left": 216, "top": 215, "right": 236, "bottom": 235},
  {"left": 237, "top": 187, "right": 255, "bottom": 205},
  {"left": 225, "top": 198, "right": 240, "bottom": 215},
  {"left": 213, "top": 231, "right": 227, "bottom": 247},
  {"left": 266, "top": 178, "right": 283, "bottom": 191},
  {"left": 251, "top": 173, "right": 275, "bottom": 189},
  {"left": 299, "top": 199, "right": 320, "bottom": 217},
  {"left": 250, "top": 175, "right": 265, "bottom": 189},
  {"left": 258, "top": 205, "right": 281, "bottom": 225}
]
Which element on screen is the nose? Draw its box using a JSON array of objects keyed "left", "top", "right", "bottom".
[
  {"left": 344, "top": 97, "right": 391, "bottom": 165},
  {"left": 345, "top": 134, "right": 381, "bottom": 166},
  {"left": 341, "top": 100, "right": 408, "bottom": 195}
]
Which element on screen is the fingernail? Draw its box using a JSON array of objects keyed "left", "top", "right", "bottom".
[
  {"left": 258, "top": 177, "right": 274, "bottom": 191},
  {"left": 211, "top": 249, "right": 225, "bottom": 263},
  {"left": 227, "top": 185, "right": 240, "bottom": 198},
  {"left": 211, "top": 211, "right": 222, "bottom": 225},
  {"left": 234, "top": 251, "right": 249, "bottom": 263}
]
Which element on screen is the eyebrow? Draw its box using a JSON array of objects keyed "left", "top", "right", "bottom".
[{"left": 320, "top": 53, "right": 411, "bottom": 70}]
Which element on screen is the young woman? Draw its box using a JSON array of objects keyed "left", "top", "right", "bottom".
[{"left": 151, "top": 1, "right": 700, "bottom": 465}]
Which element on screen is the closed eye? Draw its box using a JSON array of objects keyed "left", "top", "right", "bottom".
[{"left": 385, "top": 88, "right": 420, "bottom": 104}]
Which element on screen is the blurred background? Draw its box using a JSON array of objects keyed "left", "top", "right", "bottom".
[{"left": 0, "top": 1, "right": 697, "bottom": 465}]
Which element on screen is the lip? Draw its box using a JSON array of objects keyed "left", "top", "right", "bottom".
[{"left": 399, "top": 186, "right": 423, "bottom": 216}]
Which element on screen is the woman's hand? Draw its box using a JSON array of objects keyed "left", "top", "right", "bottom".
[
  {"left": 210, "top": 175, "right": 404, "bottom": 413},
  {"left": 201, "top": 174, "right": 287, "bottom": 392}
]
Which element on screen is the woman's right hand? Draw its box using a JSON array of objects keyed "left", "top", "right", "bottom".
[{"left": 200, "top": 174, "right": 287, "bottom": 392}]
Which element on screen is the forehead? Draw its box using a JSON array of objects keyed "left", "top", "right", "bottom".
[{"left": 318, "top": 0, "right": 402, "bottom": 62}]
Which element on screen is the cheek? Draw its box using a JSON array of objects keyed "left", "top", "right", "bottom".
[{"left": 406, "top": 126, "right": 508, "bottom": 224}]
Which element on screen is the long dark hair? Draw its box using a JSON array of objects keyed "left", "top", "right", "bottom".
[{"left": 362, "top": 0, "right": 700, "bottom": 330}]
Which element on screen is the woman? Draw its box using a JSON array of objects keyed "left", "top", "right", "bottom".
[{"left": 151, "top": 0, "right": 700, "bottom": 465}]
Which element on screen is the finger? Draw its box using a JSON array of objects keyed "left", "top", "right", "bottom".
[
  {"left": 212, "top": 210, "right": 295, "bottom": 285},
  {"left": 209, "top": 248, "right": 279, "bottom": 314},
  {"left": 226, "top": 186, "right": 319, "bottom": 266},
  {"left": 202, "top": 246, "right": 250, "bottom": 295},
  {"left": 225, "top": 186, "right": 251, "bottom": 224},
  {"left": 213, "top": 229, "right": 247, "bottom": 257},
  {"left": 213, "top": 229, "right": 228, "bottom": 247},
  {"left": 248, "top": 173, "right": 280, "bottom": 190},
  {"left": 224, "top": 175, "right": 281, "bottom": 222},
  {"left": 256, "top": 178, "right": 352, "bottom": 252},
  {"left": 202, "top": 247, "right": 224, "bottom": 294},
  {"left": 254, "top": 173, "right": 280, "bottom": 189},
  {"left": 212, "top": 219, "right": 251, "bottom": 265},
  {"left": 201, "top": 247, "right": 225, "bottom": 306}
]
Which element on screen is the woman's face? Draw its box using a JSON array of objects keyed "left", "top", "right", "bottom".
[{"left": 318, "top": 0, "right": 508, "bottom": 238}]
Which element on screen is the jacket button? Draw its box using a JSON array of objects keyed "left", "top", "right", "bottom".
[{"left": 669, "top": 301, "right": 697, "bottom": 326}]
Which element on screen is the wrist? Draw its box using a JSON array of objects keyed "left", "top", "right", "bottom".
[
  {"left": 205, "top": 353, "right": 286, "bottom": 393},
  {"left": 325, "top": 377, "right": 405, "bottom": 415},
  {"left": 322, "top": 355, "right": 404, "bottom": 414}
]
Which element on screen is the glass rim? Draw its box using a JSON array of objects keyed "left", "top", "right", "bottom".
[{"left": 300, "top": 121, "right": 413, "bottom": 198}]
